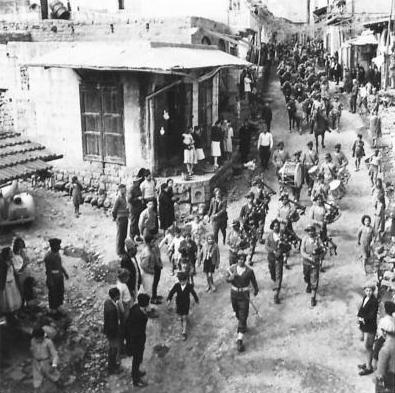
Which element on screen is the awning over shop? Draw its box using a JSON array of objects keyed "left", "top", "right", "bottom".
[
  {"left": 0, "top": 131, "right": 62, "bottom": 184},
  {"left": 25, "top": 41, "right": 251, "bottom": 74},
  {"left": 351, "top": 31, "right": 378, "bottom": 46}
]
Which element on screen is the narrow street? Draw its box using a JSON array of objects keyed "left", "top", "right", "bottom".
[
  {"left": 0, "top": 71, "right": 380, "bottom": 393},
  {"left": 139, "top": 70, "right": 376, "bottom": 393}
]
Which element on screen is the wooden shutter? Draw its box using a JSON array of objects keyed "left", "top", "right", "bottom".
[
  {"left": 80, "top": 84, "right": 102, "bottom": 161},
  {"left": 80, "top": 84, "right": 125, "bottom": 165},
  {"left": 102, "top": 86, "right": 125, "bottom": 165}
]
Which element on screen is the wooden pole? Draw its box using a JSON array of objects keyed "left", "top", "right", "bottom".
[{"left": 385, "top": 0, "right": 394, "bottom": 90}]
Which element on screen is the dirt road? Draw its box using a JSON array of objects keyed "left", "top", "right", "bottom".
[{"left": 138, "top": 73, "right": 377, "bottom": 393}]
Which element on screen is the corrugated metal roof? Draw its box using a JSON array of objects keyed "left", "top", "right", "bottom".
[
  {"left": 25, "top": 41, "right": 250, "bottom": 73},
  {"left": 0, "top": 131, "right": 62, "bottom": 185}
]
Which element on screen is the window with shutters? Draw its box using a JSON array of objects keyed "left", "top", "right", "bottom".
[{"left": 80, "top": 84, "right": 125, "bottom": 165}]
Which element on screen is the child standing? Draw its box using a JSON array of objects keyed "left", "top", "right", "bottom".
[
  {"left": 167, "top": 272, "right": 199, "bottom": 340},
  {"left": 179, "top": 232, "right": 198, "bottom": 280},
  {"left": 168, "top": 227, "right": 184, "bottom": 276},
  {"left": 199, "top": 233, "right": 220, "bottom": 292},
  {"left": 159, "top": 228, "right": 174, "bottom": 261},
  {"left": 70, "top": 176, "right": 83, "bottom": 217},
  {"left": 352, "top": 133, "right": 365, "bottom": 171},
  {"left": 357, "top": 215, "right": 374, "bottom": 274}
]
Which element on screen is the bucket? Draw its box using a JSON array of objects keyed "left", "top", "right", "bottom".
[{"left": 50, "top": 1, "right": 70, "bottom": 20}]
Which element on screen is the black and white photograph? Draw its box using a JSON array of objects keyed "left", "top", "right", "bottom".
[{"left": 0, "top": 0, "right": 395, "bottom": 392}]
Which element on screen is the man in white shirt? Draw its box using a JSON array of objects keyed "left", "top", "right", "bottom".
[{"left": 257, "top": 128, "right": 273, "bottom": 170}]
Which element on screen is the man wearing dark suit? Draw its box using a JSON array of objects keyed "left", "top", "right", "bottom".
[
  {"left": 125, "top": 293, "right": 150, "bottom": 387},
  {"left": 121, "top": 238, "right": 142, "bottom": 301},
  {"left": 357, "top": 282, "right": 379, "bottom": 376},
  {"left": 103, "top": 287, "right": 122, "bottom": 374},
  {"left": 208, "top": 188, "right": 228, "bottom": 245}
]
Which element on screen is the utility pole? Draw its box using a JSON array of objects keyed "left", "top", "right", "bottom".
[{"left": 385, "top": 0, "right": 395, "bottom": 89}]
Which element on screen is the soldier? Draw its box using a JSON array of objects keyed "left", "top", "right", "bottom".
[
  {"left": 319, "top": 153, "right": 337, "bottom": 184},
  {"left": 332, "top": 144, "right": 349, "bottom": 169},
  {"left": 328, "top": 95, "right": 342, "bottom": 132},
  {"left": 272, "top": 141, "right": 290, "bottom": 176},
  {"left": 227, "top": 220, "right": 244, "bottom": 266},
  {"left": 240, "top": 192, "right": 260, "bottom": 265},
  {"left": 225, "top": 252, "right": 259, "bottom": 352},
  {"left": 300, "top": 225, "right": 325, "bottom": 307},
  {"left": 302, "top": 141, "right": 319, "bottom": 196},
  {"left": 311, "top": 173, "right": 329, "bottom": 202}
]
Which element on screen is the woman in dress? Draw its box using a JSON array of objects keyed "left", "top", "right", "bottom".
[
  {"left": 158, "top": 182, "right": 175, "bottom": 233},
  {"left": 13, "top": 237, "right": 34, "bottom": 307},
  {"left": 0, "top": 247, "right": 22, "bottom": 316},
  {"left": 223, "top": 120, "right": 234, "bottom": 161},
  {"left": 182, "top": 127, "right": 196, "bottom": 176},
  {"left": 193, "top": 126, "right": 205, "bottom": 163},
  {"left": 211, "top": 120, "right": 222, "bottom": 169}
]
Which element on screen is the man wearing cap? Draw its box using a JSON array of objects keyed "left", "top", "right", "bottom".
[
  {"left": 328, "top": 95, "right": 342, "bottom": 131},
  {"left": 44, "top": 238, "right": 69, "bottom": 314},
  {"left": 128, "top": 177, "right": 144, "bottom": 242},
  {"left": 239, "top": 192, "right": 256, "bottom": 226},
  {"left": 112, "top": 184, "right": 129, "bottom": 256},
  {"left": 319, "top": 153, "right": 337, "bottom": 183},
  {"left": 226, "top": 252, "right": 259, "bottom": 352},
  {"left": 227, "top": 220, "right": 244, "bottom": 266},
  {"left": 272, "top": 142, "right": 290, "bottom": 176},
  {"left": 302, "top": 141, "right": 319, "bottom": 196},
  {"left": 277, "top": 193, "right": 295, "bottom": 229},
  {"left": 300, "top": 225, "right": 325, "bottom": 307},
  {"left": 357, "top": 282, "right": 378, "bottom": 376},
  {"left": 262, "top": 100, "right": 272, "bottom": 132}
]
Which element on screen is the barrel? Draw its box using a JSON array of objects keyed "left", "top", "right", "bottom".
[{"left": 50, "top": 1, "right": 70, "bottom": 20}]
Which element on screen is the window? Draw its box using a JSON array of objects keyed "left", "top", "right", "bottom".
[{"left": 80, "top": 84, "right": 125, "bottom": 165}]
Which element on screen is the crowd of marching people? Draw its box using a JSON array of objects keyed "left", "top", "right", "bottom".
[{"left": 2, "top": 39, "right": 395, "bottom": 393}]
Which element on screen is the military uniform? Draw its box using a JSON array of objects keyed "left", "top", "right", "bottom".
[
  {"left": 302, "top": 148, "right": 319, "bottom": 194},
  {"left": 227, "top": 228, "right": 243, "bottom": 266}
]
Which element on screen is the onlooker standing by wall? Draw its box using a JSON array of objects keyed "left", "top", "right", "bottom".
[
  {"left": 239, "top": 119, "right": 251, "bottom": 163},
  {"left": 158, "top": 183, "right": 175, "bottom": 233},
  {"left": 223, "top": 120, "right": 234, "bottom": 161},
  {"left": 140, "top": 170, "right": 157, "bottom": 207},
  {"left": 211, "top": 120, "right": 222, "bottom": 169},
  {"left": 192, "top": 126, "right": 205, "bottom": 165},
  {"left": 69, "top": 176, "right": 83, "bottom": 217},
  {"left": 103, "top": 287, "right": 122, "bottom": 375},
  {"left": 128, "top": 176, "right": 144, "bottom": 242},
  {"left": 350, "top": 79, "right": 359, "bottom": 114},
  {"left": 112, "top": 184, "right": 129, "bottom": 256}
]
